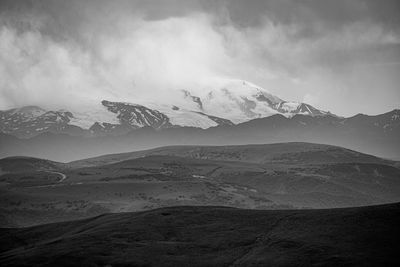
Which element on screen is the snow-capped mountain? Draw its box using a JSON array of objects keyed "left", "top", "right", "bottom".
[
  {"left": 165, "top": 80, "right": 330, "bottom": 124},
  {"left": 0, "top": 80, "right": 333, "bottom": 138},
  {"left": 0, "top": 106, "right": 83, "bottom": 138}
]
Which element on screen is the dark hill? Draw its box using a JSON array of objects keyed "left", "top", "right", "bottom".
[
  {"left": 1, "top": 203, "right": 399, "bottom": 266},
  {"left": 0, "top": 157, "right": 64, "bottom": 172}
]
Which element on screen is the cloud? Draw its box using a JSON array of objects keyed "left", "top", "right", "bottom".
[
  {"left": 0, "top": 25, "right": 103, "bottom": 110},
  {"left": 94, "top": 14, "right": 231, "bottom": 98},
  {"left": 0, "top": 13, "right": 235, "bottom": 110},
  {"left": 0, "top": 0, "right": 399, "bottom": 116}
]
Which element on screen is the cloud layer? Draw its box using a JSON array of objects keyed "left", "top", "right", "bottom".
[{"left": 0, "top": 0, "right": 399, "bottom": 116}]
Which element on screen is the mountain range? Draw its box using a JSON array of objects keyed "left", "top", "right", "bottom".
[
  {"left": 1, "top": 109, "right": 399, "bottom": 162},
  {"left": 0, "top": 80, "right": 331, "bottom": 138},
  {"left": 1, "top": 80, "right": 399, "bottom": 161}
]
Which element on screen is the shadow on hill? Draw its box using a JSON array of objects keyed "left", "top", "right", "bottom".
[{"left": 1, "top": 203, "right": 399, "bottom": 266}]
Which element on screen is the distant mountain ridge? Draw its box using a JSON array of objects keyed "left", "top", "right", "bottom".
[
  {"left": 0, "top": 80, "right": 332, "bottom": 138},
  {"left": 0, "top": 109, "right": 399, "bottom": 162},
  {"left": 1, "top": 79, "right": 399, "bottom": 161}
]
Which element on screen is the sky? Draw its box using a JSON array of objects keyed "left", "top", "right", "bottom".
[{"left": 0, "top": 0, "right": 399, "bottom": 116}]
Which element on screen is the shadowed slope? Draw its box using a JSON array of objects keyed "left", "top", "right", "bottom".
[
  {"left": 1, "top": 203, "right": 399, "bottom": 267},
  {"left": 0, "top": 157, "right": 64, "bottom": 172}
]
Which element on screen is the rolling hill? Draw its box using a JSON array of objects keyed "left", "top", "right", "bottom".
[
  {"left": 1, "top": 143, "right": 399, "bottom": 227},
  {"left": 69, "top": 142, "right": 389, "bottom": 168},
  {"left": 1, "top": 203, "right": 399, "bottom": 266}
]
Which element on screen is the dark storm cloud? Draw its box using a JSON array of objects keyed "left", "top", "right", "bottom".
[
  {"left": 3, "top": 0, "right": 399, "bottom": 38},
  {"left": 0, "top": 0, "right": 399, "bottom": 115},
  {"left": 223, "top": 0, "right": 400, "bottom": 31}
]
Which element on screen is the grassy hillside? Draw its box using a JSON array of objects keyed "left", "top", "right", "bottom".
[
  {"left": 69, "top": 142, "right": 388, "bottom": 168},
  {"left": 1, "top": 143, "right": 400, "bottom": 227},
  {"left": 1, "top": 203, "right": 399, "bottom": 266},
  {"left": 0, "top": 157, "right": 64, "bottom": 173}
]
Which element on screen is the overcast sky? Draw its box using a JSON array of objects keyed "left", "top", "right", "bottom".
[{"left": 0, "top": 0, "right": 399, "bottom": 116}]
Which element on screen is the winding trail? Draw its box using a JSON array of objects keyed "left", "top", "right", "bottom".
[{"left": 45, "top": 171, "right": 67, "bottom": 182}]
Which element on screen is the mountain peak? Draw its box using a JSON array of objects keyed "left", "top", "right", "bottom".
[
  {"left": 10, "top": 105, "right": 47, "bottom": 118},
  {"left": 176, "top": 80, "right": 328, "bottom": 123}
]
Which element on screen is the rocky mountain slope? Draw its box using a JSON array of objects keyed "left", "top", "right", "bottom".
[{"left": 0, "top": 106, "right": 83, "bottom": 138}]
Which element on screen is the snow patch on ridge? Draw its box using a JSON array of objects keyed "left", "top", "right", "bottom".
[{"left": 69, "top": 104, "right": 120, "bottom": 129}]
